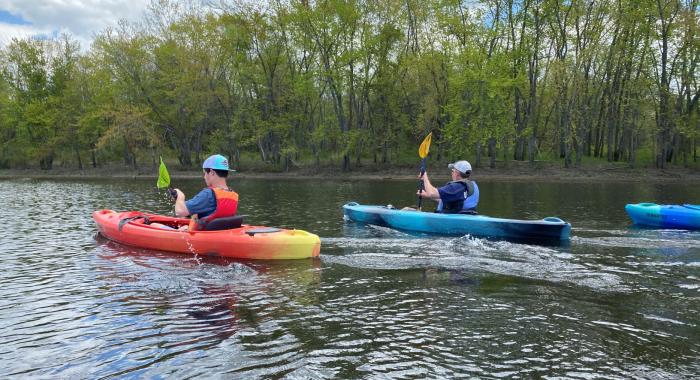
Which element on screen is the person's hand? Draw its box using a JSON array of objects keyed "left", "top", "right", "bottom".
[
  {"left": 416, "top": 189, "right": 427, "bottom": 196},
  {"left": 174, "top": 188, "right": 185, "bottom": 201}
]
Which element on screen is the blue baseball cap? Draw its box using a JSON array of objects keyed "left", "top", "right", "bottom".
[{"left": 202, "top": 154, "right": 231, "bottom": 171}]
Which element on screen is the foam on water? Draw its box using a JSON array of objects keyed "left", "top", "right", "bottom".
[
  {"left": 322, "top": 235, "right": 626, "bottom": 291},
  {"left": 573, "top": 235, "right": 700, "bottom": 249}
]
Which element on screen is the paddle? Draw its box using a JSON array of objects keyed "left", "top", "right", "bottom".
[
  {"left": 156, "top": 156, "right": 177, "bottom": 199},
  {"left": 417, "top": 132, "right": 432, "bottom": 210}
]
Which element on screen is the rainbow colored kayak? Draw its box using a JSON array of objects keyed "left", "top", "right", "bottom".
[
  {"left": 625, "top": 203, "right": 700, "bottom": 230},
  {"left": 93, "top": 210, "right": 320, "bottom": 260},
  {"left": 343, "top": 202, "right": 571, "bottom": 242}
]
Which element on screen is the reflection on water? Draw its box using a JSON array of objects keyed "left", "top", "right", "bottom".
[{"left": 0, "top": 178, "right": 698, "bottom": 378}]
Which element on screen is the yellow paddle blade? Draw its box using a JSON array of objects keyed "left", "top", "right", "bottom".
[
  {"left": 418, "top": 132, "right": 432, "bottom": 158},
  {"left": 156, "top": 156, "right": 171, "bottom": 189}
]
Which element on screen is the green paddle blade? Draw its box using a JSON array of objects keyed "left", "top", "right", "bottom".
[
  {"left": 157, "top": 156, "right": 171, "bottom": 189},
  {"left": 418, "top": 132, "right": 432, "bottom": 158}
]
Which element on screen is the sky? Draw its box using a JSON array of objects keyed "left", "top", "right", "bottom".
[{"left": 0, "top": 0, "right": 150, "bottom": 49}]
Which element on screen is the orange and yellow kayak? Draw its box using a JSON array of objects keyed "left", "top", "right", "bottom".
[{"left": 93, "top": 210, "right": 321, "bottom": 260}]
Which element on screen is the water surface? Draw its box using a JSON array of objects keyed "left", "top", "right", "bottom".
[{"left": 0, "top": 177, "right": 698, "bottom": 378}]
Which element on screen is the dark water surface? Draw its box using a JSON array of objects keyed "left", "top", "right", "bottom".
[{"left": 1, "top": 177, "right": 699, "bottom": 378}]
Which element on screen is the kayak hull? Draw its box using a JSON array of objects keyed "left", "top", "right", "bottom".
[
  {"left": 93, "top": 210, "right": 320, "bottom": 260},
  {"left": 343, "top": 202, "right": 571, "bottom": 242},
  {"left": 625, "top": 203, "right": 700, "bottom": 230}
]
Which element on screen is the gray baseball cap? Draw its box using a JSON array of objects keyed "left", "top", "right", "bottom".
[{"left": 448, "top": 160, "right": 472, "bottom": 174}]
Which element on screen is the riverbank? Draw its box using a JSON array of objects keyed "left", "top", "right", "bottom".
[{"left": 1, "top": 161, "right": 698, "bottom": 182}]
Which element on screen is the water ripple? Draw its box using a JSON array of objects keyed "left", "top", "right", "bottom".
[
  {"left": 0, "top": 179, "right": 699, "bottom": 378},
  {"left": 322, "top": 236, "right": 626, "bottom": 291}
]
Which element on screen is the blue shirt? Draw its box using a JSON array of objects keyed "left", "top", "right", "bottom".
[
  {"left": 185, "top": 189, "right": 216, "bottom": 218},
  {"left": 438, "top": 182, "right": 468, "bottom": 204}
]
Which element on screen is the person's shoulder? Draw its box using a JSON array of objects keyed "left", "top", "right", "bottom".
[
  {"left": 191, "top": 188, "right": 215, "bottom": 200},
  {"left": 439, "top": 182, "right": 462, "bottom": 192},
  {"left": 195, "top": 188, "right": 213, "bottom": 195},
  {"left": 445, "top": 181, "right": 464, "bottom": 188}
]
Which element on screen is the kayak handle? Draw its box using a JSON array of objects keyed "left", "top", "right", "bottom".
[{"left": 543, "top": 217, "right": 564, "bottom": 223}]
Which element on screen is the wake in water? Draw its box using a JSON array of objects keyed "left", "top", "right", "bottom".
[
  {"left": 572, "top": 228, "right": 700, "bottom": 250},
  {"left": 322, "top": 229, "right": 626, "bottom": 292}
]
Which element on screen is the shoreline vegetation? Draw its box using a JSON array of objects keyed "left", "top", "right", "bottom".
[
  {"left": 1, "top": 162, "right": 698, "bottom": 182},
  {"left": 0, "top": 1, "right": 698, "bottom": 176}
]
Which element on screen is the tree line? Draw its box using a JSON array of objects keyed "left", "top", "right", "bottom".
[{"left": 0, "top": 0, "right": 697, "bottom": 171}]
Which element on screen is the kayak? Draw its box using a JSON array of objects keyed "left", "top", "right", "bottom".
[
  {"left": 342, "top": 202, "right": 571, "bottom": 242},
  {"left": 625, "top": 203, "right": 700, "bottom": 230},
  {"left": 93, "top": 210, "right": 321, "bottom": 260}
]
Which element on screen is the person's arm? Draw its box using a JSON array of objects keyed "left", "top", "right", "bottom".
[
  {"left": 180, "top": 188, "right": 218, "bottom": 218},
  {"left": 417, "top": 172, "right": 441, "bottom": 200},
  {"left": 174, "top": 189, "right": 190, "bottom": 217}
]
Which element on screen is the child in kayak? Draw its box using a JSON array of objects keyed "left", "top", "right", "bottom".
[{"left": 151, "top": 154, "right": 239, "bottom": 230}]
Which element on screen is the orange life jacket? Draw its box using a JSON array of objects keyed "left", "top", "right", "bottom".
[{"left": 188, "top": 187, "right": 239, "bottom": 231}]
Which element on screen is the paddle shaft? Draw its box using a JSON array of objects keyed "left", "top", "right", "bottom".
[{"left": 417, "top": 158, "right": 426, "bottom": 210}]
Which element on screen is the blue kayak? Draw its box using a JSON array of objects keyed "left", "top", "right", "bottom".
[
  {"left": 343, "top": 202, "right": 571, "bottom": 242},
  {"left": 625, "top": 203, "right": 700, "bottom": 230}
]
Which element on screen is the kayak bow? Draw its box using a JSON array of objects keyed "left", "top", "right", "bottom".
[{"left": 625, "top": 203, "right": 700, "bottom": 230}]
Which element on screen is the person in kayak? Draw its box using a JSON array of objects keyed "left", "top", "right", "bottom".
[
  {"left": 417, "top": 160, "right": 479, "bottom": 214},
  {"left": 151, "top": 154, "right": 239, "bottom": 230}
]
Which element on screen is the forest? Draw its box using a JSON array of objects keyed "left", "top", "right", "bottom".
[{"left": 0, "top": 0, "right": 697, "bottom": 172}]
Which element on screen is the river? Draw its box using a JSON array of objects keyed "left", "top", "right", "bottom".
[{"left": 0, "top": 177, "right": 698, "bottom": 378}]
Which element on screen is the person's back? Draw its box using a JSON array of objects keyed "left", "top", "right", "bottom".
[
  {"left": 193, "top": 186, "right": 239, "bottom": 228},
  {"left": 461, "top": 180, "right": 479, "bottom": 212},
  {"left": 437, "top": 178, "right": 479, "bottom": 214}
]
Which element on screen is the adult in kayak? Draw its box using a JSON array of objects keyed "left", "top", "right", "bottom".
[
  {"left": 417, "top": 160, "right": 479, "bottom": 214},
  {"left": 151, "top": 154, "right": 239, "bottom": 230}
]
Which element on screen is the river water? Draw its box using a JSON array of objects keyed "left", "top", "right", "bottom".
[{"left": 0, "top": 177, "right": 698, "bottom": 378}]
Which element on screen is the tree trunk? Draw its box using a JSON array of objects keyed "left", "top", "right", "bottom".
[
  {"left": 40, "top": 154, "right": 54, "bottom": 170},
  {"left": 475, "top": 142, "right": 482, "bottom": 168},
  {"left": 258, "top": 138, "right": 267, "bottom": 162},
  {"left": 75, "top": 147, "right": 83, "bottom": 170},
  {"left": 488, "top": 138, "right": 496, "bottom": 169},
  {"left": 514, "top": 90, "right": 527, "bottom": 161}
]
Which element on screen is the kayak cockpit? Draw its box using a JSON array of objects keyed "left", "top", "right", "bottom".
[{"left": 121, "top": 214, "right": 246, "bottom": 231}]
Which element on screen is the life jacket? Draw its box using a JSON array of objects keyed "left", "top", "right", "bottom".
[
  {"left": 436, "top": 179, "right": 479, "bottom": 214},
  {"left": 188, "top": 187, "right": 239, "bottom": 231}
]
